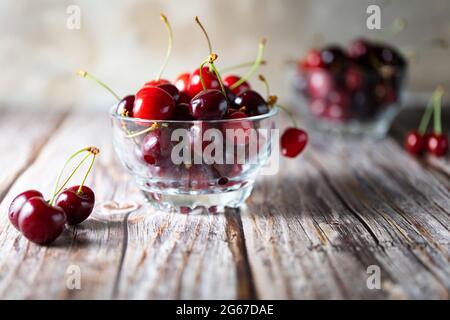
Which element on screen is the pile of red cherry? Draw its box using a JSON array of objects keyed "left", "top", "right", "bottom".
[
  {"left": 404, "top": 87, "right": 448, "bottom": 157},
  {"left": 81, "top": 15, "right": 308, "bottom": 168},
  {"left": 295, "top": 38, "right": 407, "bottom": 122},
  {"left": 8, "top": 147, "right": 99, "bottom": 245}
]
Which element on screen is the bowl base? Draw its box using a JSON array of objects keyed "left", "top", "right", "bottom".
[{"left": 140, "top": 184, "right": 254, "bottom": 214}]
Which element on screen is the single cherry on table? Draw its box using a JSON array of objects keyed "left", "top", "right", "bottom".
[{"left": 55, "top": 185, "right": 95, "bottom": 225}]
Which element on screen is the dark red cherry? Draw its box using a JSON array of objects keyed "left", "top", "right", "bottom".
[
  {"left": 223, "top": 75, "right": 251, "bottom": 96},
  {"left": 141, "top": 127, "right": 173, "bottom": 165},
  {"left": 172, "top": 103, "right": 195, "bottom": 120},
  {"left": 174, "top": 73, "right": 191, "bottom": 92},
  {"left": 116, "top": 95, "right": 135, "bottom": 117},
  {"left": 8, "top": 190, "right": 43, "bottom": 230},
  {"left": 303, "top": 49, "right": 324, "bottom": 68},
  {"left": 404, "top": 130, "right": 425, "bottom": 156},
  {"left": 426, "top": 133, "right": 449, "bottom": 157},
  {"left": 18, "top": 197, "right": 66, "bottom": 245},
  {"left": 281, "top": 128, "right": 308, "bottom": 158},
  {"left": 158, "top": 83, "right": 180, "bottom": 103},
  {"left": 178, "top": 91, "right": 191, "bottom": 104},
  {"left": 189, "top": 89, "right": 227, "bottom": 120},
  {"left": 187, "top": 67, "right": 220, "bottom": 98},
  {"left": 223, "top": 111, "right": 253, "bottom": 145},
  {"left": 320, "top": 46, "right": 347, "bottom": 70},
  {"left": 54, "top": 186, "right": 95, "bottom": 225},
  {"left": 234, "top": 90, "right": 269, "bottom": 116},
  {"left": 133, "top": 86, "right": 175, "bottom": 120},
  {"left": 144, "top": 79, "right": 170, "bottom": 87}
]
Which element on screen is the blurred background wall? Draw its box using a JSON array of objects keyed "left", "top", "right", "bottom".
[{"left": 0, "top": 0, "right": 449, "bottom": 109}]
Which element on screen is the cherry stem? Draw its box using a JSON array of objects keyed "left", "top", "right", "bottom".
[
  {"left": 230, "top": 38, "right": 267, "bottom": 90},
  {"left": 125, "top": 122, "right": 162, "bottom": 138},
  {"left": 77, "top": 70, "right": 121, "bottom": 101},
  {"left": 77, "top": 152, "right": 97, "bottom": 194},
  {"left": 195, "top": 16, "right": 213, "bottom": 55},
  {"left": 50, "top": 148, "right": 92, "bottom": 206},
  {"left": 433, "top": 86, "right": 444, "bottom": 135},
  {"left": 220, "top": 60, "right": 266, "bottom": 73},
  {"left": 418, "top": 91, "right": 436, "bottom": 135},
  {"left": 155, "top": 13, "right": 173, "bottom": 82},
  {"left": 278, "top": 104, "right": 298, "bottom": 129},
  {"left": 199, "top": 59, "right": 209, "bottom": 91},
  {"left": 258, "top": 74, "right": 271, "bottom": 99},
  {"left": 208, "top": 55, "right": 227, "bottom": 97}
]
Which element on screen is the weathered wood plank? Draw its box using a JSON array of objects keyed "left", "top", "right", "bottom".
[
  {"left": 240, "top": 114, "right": 450, "bottom": 299},
  {"left": 0, "top": 112, "right": 128, "bottom": 299},
  {"left": 0, "top": 111, "right": 66, "bottom": 202}
]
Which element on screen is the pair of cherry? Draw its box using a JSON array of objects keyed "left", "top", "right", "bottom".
[
  {"left": 80, "top": 15, "right": 308, "bottom": 159},
  {"left": 8, "top": 147, "right": 99, "bottom": 245},
  {"left": 405, "top": 87, "right": 448, "bottom": 157}
]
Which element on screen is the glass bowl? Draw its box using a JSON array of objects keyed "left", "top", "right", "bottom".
[
  {"left": 291, "top": 64, "right": 407, "bottom": 138},
  {"left": 110, "top": 107, "right": 278, "bottom": 213}
]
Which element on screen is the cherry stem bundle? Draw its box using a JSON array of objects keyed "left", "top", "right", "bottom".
[
  {"left": 50, "top": 147, "right": 100, "bottom": 205},
  {"left": 77, "top": 70, "right": 121, "bottom": 101},
  {"left": 155, "top": 13, "right": 173, "bottom": 82},
  {"left": 230, "top": 38, "right": 267, "bottom": 90}
]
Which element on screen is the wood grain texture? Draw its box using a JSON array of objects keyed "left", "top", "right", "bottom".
[{"left": 0, "top": 109, "right": 448, "bottom": 299}]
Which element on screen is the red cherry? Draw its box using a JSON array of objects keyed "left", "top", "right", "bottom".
[
  {"left": 54, "top": 186, "right": 95, "bottom": 225},
  {"left": 189, "top": 89, "right": 227, "bottom": 120},
  {"left": 223, "top": 111, "right": 253, "bottom": 145},
  {"left": 223, "top": 75, "right": 251, "bottom": 96},
  {"left": 134, "top": 86, "right": 175, "bottom": 120},
  {"left": 234, "top": 90, "right": 269, "bottom": 116},
  {"left": 174, "top": 73, "right": 191, "bottom": 92},
  {"left": 281, "top": 128, "right": 308, "bottom": 158},
  {"left": 172, "top": 103, "right": 195, "bottom": 120},
  {"left": 306, "top": 69, "right": 333, "bottom": 98},
  {"left": 187, "top": 67, "right": 220, "bottom": 98},
  {"left": 8, "top": 190, "right": 43, "bottom": 230},
  {"left": 404, "top": 130, "right": 425, "bottom": 155},
  {"left": 302, "top": 49, "right": 324, "bottom": 68},
  {"left": 116, "top": 95, "right": 135, "bottom": 117},
  {"left": 141, "top": 127, "right": 173, "bottom": 165},
  {"left": 178, "top": 91, "right": 191, "bottom": 104},
  {"left": 345, "top": 66, "right": 364, "bottom": 91},
  {"left": 158, "top": 83, "right": 180, "bottom": 103},
  {"left": 143, "top": 79, "right": 170, "bottom": 87},
  {"left": 18, "top": 197, "right": 66, "bottom": 245},
  {"left": 426, "top": 133, "right": 449, "bottom": 157}
]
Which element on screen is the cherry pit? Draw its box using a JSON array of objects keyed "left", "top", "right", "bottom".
[{"left": 8, "top": 147, "right": 99, "bottom": 245}]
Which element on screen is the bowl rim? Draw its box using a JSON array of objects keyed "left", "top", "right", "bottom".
[{"left": 110, "top": 105, "right": 279, "bottom": 124}]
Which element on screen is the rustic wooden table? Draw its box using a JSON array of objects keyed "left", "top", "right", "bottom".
[{"left": 0, "top": 109, "right": 448, "bottom": 299}]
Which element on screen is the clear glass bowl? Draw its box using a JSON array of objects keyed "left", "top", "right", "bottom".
[
  {"left": 110, "top": 107, "right": 278, "bottom": 213},
  {"left": 290, "top": 65, "right": 407, "bottom": 138}
]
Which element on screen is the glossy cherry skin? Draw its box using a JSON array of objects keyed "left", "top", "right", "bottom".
[
  {"left": 223, "top": 75, "right": 251, "bottom": 96},
  {"left": 143, "top": 79, "right": 170, "bottom": 87},
  {"left": 18, "top": 198, "right": 66, "bottom": 245},
  {"left": 189, "top": 89, "right": 227, "bottom": 120},
  {"left": 281, "top": 128, "right": 308, "bottom": 158},
  {"left": 133, "top": 86, "right": 175, "bottom": 120},
  {"left": 116, "top": 95, "right": 135, "bottom": 117},
  {"left": 174, "top": 73, "right": 191, "bottom": 92},
  {"left": 404, "top": 130, "right": 425, "bottom": 156},
  {"left": 55, "top": 186, "right": 95, "bottom": 225},
  {"left": 172, "top": 103, "right": 194, "bottom": 120},
  {"left": 141, "top": 127, "right": 173, "bottom": 165},
  {"left": 187, "top": 67, "right": 220, "bottom": 98},
  {"left": 158, "top": 83, "right": 180, "bottom": 103},
  {"left": 8, "top": 190, "right": 43, "bottom": 230},
  {"left": 178, "top": 91, "right": 191, "bottom": 104},
  {"left": 426, "top": 133, "right": 449, "bottom": 157},
  {"left": 234, "top": 90, "right": 269, "bottom": 116}
]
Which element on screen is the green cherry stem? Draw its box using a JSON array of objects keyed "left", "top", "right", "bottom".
[
  {"left": 195, "top": 16, "right": 213, "bottom": 56},
  {"left": 50, "top": 148, "right": 94, "bottom": 206},
  {"left": 230, "top": 38, "right": 267, "bottom": 90},
  {"left": 155, "top": 13, "right": 173, "bottom": 82},
  {"left": 77, "top": 70, "right": 121, "bottom": 101},
  {"left": 208, "top": 55, "right": 227, "bottom": 97},
  {"left": 418, "top": 90, "right": 437, "bottom": 135},
  {"left": 433, "top": 86, "right": 444, "bottom": 135},
  {"left": 77, "top": 151, "right": 98, "bottom": 194},
  {"left": 219, "top": 60, "right": 267, "bottom": 73}
]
